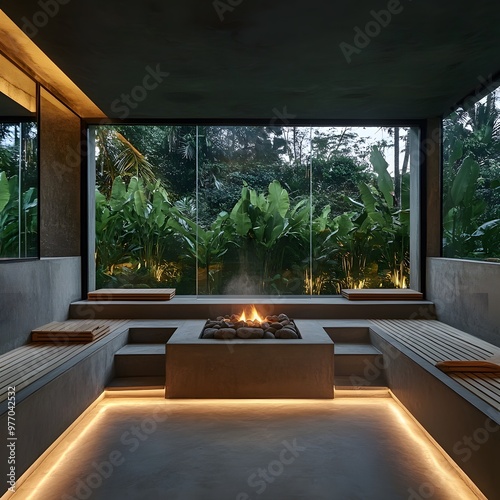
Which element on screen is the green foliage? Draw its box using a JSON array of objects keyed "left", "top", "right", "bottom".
[
  {"left": 226, "top": 181, "right": 310, "bottom": 294},
  {"left": 168, "top": 209, "right": 234, "bottom": 294},
  {"left": 94, "top": 125, "right": 413, "bottom": 293},
  {"left": 0, "top": 171, "right": 38, "bottom": 258},
  {"left": 370, "top": 147, "right": 394, "bottom": 209},
  {"left": 95, "top": 176, "right": 184, "bottom": 289},
  {"left": 0, "top": 171, "right": 10, "bottom": 212},
  {"left": 443, "top": 92, "right": 500, "bottom": 259},
  {"left": 309, "top": 147, "right": 410, "bottom": 293}
]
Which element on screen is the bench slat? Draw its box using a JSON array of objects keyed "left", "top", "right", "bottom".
[
  {"left": 371, "top": 322, "right": 475, "bottom": 364},
  {"left": 473, "top": 373, "right": 500, "bottom": 390},
  {"left": 372, "top": 321, "right": 496, "bottom": 362},
  {"left": 0, "top": 345, "right": 82, "bottom": 385},
  {"left": 451, "top": 374, "right": 500, "bottom": 411},
  {"left": 0, "top": 345, "right": 84, "bottom": 393},
  {"left": 0, "top": 344, "right": 60, "bottom": 373}
]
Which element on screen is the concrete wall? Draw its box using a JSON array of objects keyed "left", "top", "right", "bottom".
[
  {"left": 40, "top": 89, "right": 81, "bottom": 257},
  {"left": 0, "top": 85, "right": 84, "bottom": 355},
  {"left": 427, "top": 257, "right": 500, "bottom": 347},
  {"left": 0, "top": 257, "right": 81, "bottom": 354}
]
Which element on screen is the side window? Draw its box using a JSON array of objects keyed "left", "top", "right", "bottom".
[
  {"left": 442, "top": 90, "right": 500, "bottom": 261},
  {"left": 0, "top": 54, "right": 38, "bottom": 259}
]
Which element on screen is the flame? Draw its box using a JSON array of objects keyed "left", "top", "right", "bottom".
[{"left": 239, "top": 305, "right": 264, "bottom": 324}]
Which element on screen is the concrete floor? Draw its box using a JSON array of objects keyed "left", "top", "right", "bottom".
[{"left": 11, "top": 398, "right": 480, "bottom": 500}]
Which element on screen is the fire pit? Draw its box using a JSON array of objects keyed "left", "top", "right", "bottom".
[
  {"left": 200, "top": 308, "right": 301, "bottom": 340},
  {"left": 166, "top": 306, "right": 334, "bottom": 398}
]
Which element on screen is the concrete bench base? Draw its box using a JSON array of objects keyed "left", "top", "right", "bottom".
[
  {"left": 166, "top": 320, "right": 334, "bottom": 398},
  {"left": 368, "top": 320, "right": 500, "bottom": 500}
]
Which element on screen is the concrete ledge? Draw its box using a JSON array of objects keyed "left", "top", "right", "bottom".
[
  {"left": 166, "top": 319, "right": 334, "bottom": 398},
  {"left": 70, "top": 296, "right": 436, "bottom": 320}
]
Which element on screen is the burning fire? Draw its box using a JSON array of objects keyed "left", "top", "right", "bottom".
[{"left": 238, "top": 305, "right": 264, "bottom": 324}]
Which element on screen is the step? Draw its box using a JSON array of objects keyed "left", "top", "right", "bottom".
[
  {"left": 107, "top": 376, "right": 165, "bottom": 389},
  {"left": 334, "top": 343, "right": 387, "bottom": 383},
  {"left": 334, "top": 375, "right": 388, "bottom": 390},
  {"left": 114, "top": 344, "right": 165, "bottom": 377},
  {"left": 128, "top": 327, "right": 176, "bottom": 344},
  {"left": 106, "top": 376, "right": 165, "bottom": 397},
  {"left": 324, "top": 326, "right": 371, "bottom": 344},
  {"left": 334, "top": 388, "right": 390, "bottom": 398},
  {"left": 335, "top": 343, "right": 380, "bottom": 355}
]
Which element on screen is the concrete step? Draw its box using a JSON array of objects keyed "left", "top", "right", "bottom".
[
  {"left": 325, "top": 327, "right": 371, "bottom": 344},
  {"left": 70, "top": 298, "right": 437, "bottom": 320},
  {"left": 334, "top": 344, "right": 387, "bottom": 385},
  {"left": 335, "top": 387, "right": 390, "bottom": 398},
  {"left": 127, "top": 327, "right": 176, "bottom": 344},
  {"left": 114, "top": 344, "right": 165, "bottom": 377},
  {"left": 334, "top": 375, "right": 388, "bottom": 390},
  {"left": 106, "top": 377, "right": 165, "bottom": 397},
  {"left": 335, "top": 343, "right": 380, "bottom": 355}
]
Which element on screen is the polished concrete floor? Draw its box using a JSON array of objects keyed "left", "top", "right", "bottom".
[{"left": 12, "top": 397, "right": 480, "bottom": 500}]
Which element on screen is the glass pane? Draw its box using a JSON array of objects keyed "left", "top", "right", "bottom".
[
  {"left": 311, "top": 126, "right": 411, "bottom": 293},
  {"left": 0, "top": 122, "right": 38, "bottom": 258},
  {"left": 443, "top": 89, "right": 500, "bottom": 261},
  {"left": 94, "top": 125, "right": 196, "bottom": 291},
  {"left": 197, "top": 125, "right": 312, "bottom": 295},
  {"left": 0, "top": 55, "right": 38, "bottom": 259}
]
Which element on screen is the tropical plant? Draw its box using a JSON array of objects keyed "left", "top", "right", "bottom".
[
  {"left": 0, "top": 171, "right": 38, "bottom": 258},
  {"left": 330, "top": 147, "right": 410, "bottom": 290},
  {"left": 95, "top": 175, "right": 181, "bottom": 288},
  {"left": 95, "top": 127, "right": 159, "bottom": 198},
  {"left": 167, "top": 209, "right": 234, "bottom": 294},
  {"left": 443, "top": 91, "right": 500, "bottom": 259},
  {"left": 228, "top": 180, "right": 310, "bottom": 293}
]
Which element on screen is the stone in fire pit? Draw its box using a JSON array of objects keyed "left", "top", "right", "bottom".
[{"left": 200, "top": 313, "right": 301, "bottom": 340}]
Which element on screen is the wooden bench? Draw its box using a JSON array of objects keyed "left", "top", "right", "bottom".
[
  {"left": 371, "top": 319, "right": 500, "bottom": 411},
  {"left": 0, "top": 320, "right": 129, "bottom": 404},
  {"left": 0, "top": 319, "right": 131, "bottom": 496},
  {"left": 368, "top": 319, "right": 500, "bottom": 500}
]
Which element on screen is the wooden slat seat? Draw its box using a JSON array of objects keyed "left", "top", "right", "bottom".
[
  {"left": 0, "top": 319, "right": 129, "bottom": 404},
  {"left": 371, "top": 319, "right": 500, "bottom": 411}
]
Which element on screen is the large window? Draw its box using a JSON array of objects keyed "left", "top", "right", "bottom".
[
  {"left": 443, "top": 89, "right": 500, "bottom": 261},
  {"left": 92, "top": 125, "right": 416, "bottom": 295}
]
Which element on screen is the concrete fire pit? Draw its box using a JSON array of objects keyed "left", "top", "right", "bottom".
[
  {"left": 200, "top": 313, "right": 301, "bottom": 340},
  {"left": 166, "top": 318, "right": 334, "bottom": 398}
]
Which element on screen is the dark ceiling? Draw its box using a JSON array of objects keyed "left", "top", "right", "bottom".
[
  {"left": 2, "top": 1, "right": 500, "bottom": 120},
  {"left": 0, "top": 92, "right": 33, "bottom": 117}
]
